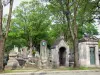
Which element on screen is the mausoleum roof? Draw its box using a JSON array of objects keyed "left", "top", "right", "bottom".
[
  {"left": 79, "top": 36, "right": 98, "bottom": 42},
  {"left": 51, "top": 36, "right": 65, "bottom": 49}
]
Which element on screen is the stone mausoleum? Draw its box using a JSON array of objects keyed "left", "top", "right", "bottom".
[
  {"left": 51, "top": 36, "right": 69, "bottom": 68},
  {"left": 79, "top": 36, "right": 99, "bottom": 67}
]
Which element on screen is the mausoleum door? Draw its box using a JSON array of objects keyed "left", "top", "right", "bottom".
[
  {"left": 59, "top": 47, "right": 66, "bottom": 66},
  {"left": 90, "top": 47, "right": 95, "bottom": 65}
]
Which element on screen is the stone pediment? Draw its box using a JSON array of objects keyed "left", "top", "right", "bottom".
[
  {"left": 51, "top": 36, "right": 66, "bottom": 49},
  {"left": 79, "top": 36, "right": 98, "bottom": 42}
]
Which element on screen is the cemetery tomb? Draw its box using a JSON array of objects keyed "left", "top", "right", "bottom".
[
  {"left": 51, "top": 35, "right": 69, "bottom": 68},
  {"left": 79, "top": 36, "right": 99, "bottom": 67}
]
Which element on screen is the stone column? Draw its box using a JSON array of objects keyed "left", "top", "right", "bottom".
[
  {"left": 86, "top": 43, "right": 90, "bottom": 67},
  {"left": 65, "top": 45, "right": 69, "bottom": 67},
  {"left": 95, "top": 44, "right": 99, "bottom": 66}
]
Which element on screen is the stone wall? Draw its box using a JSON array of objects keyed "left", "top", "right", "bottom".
[{"left": 79, "top": 42, "right": 99, "bottom": 67}]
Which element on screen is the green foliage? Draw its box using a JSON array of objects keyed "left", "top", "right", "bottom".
[
  {"left": 47, "top": 0, "right": 98, "bottom": 41},
  {"left": 32, "top": 50, "right": 36, "bottom": 55},
  {"left": 5, "top": 0, "right": 51, "bottom": 52},
  {"left": 66, "top": 67, "right": 89, "bottom": 70}
]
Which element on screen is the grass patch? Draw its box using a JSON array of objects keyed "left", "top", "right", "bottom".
[
  {"left": 66, "top": 67, "right": 89, "bottom": 70},
  {"left": 0, "top": 70, "right": 13, "bottom": 73},
  {"left": 0, "top": 68, "right": 39, "bottom": 73},
  {"left": 56, "top": 66, "right": 100, "bottom": 70},
  {"left": 66, "top": 67, "right": 100, "bottom": 70}
]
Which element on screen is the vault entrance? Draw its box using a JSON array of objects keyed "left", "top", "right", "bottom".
[{"left": 59, "top": 47, "right": 66, "bottom": 66}]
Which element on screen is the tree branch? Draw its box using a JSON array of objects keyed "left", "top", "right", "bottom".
[
  {"left": 66, "top": 0, "right": 74, "bottom": 40},
  {"left": 5, "top": 0, "right": 14, "bottom": 39}
]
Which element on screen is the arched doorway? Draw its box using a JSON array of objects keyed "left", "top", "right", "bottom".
[{"left": 59, "top": 47, "right": 66, "bottom": 66}]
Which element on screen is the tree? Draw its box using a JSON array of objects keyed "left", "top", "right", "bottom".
[
  {"left": 0, "top": 0, "right": 14, "bottom": 71},
  {"left": 5, "top": 0, "right": 51, "bottom": 52}
]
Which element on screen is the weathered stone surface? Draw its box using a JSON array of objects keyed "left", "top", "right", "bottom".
[
  {"left": 40, "top": 40, "right": 48, "bottom": 68},
  {"left": 51, "top": 35, "right": 69, "bottom": 68},
  {"left": 24, "top": 62, "right": 36, "bottom": 68},
  {"left": 21, "top": 47, "right": 28, "bottom": 59},
  {"left": 79, "top": 36, "right": 99, "bottom": 67},
  {"left": 5, "top": 51, "right": 20, "bottom": 70},
  {"left": 13, "top": 46, "right": 19, "bottom": 54},
  {"left": 35, "top": 51, "right": 41, "bottom": 68}
]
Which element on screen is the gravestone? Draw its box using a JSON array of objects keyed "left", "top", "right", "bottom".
[
  {"left": 35, "top": 51, "right": 41, "bottom": 68},
  {"left": 79, "top": 36, "right": 99, "bottom": 67},
  {"left": 21, "top": 47, "right": 28, "bottom": 59},
  {"left": 5, "top": 50, "right": 20, "bottom": 70},
  {"left": 40, "top": 40, "right": 48, "bottom": 68}
]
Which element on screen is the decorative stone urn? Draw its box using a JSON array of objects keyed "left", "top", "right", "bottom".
[{"left": 5, "top": 51, "right": 20, "bottom": 70}]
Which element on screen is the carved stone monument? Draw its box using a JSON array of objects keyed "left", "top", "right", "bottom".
[
  {"left": 21, "top": 47, "right": 28, "bottom": 59},
  {"left": 5, "top": 50, "right": 20, "bottom": 70},
  {"left": 79, "top": 36, "right": 99, "bottom": 67},
  {"left": 40, "top": 40, "right": 48, "bottom": 68}
]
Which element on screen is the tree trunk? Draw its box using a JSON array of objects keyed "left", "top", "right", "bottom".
[
  {"left": 73, "top": 0, "right": 79, "bottom": 68},
  {"left": 5, "top": 0, "right": 14, "bottom": 39},
  {"left": 0, "top": 0, "right": 3, "bottom": 71},
  {"left": 73, "top": 38, "right": 79, "bottom": 67},
  {"left": 66, "top": 0, "right": 74, "bottom": 40},
  {"left": 65, "top": 0, "right": 79, "bottom": 68},
  {"left": 0, "top": 40, "right": 4, "bottom": 71}
]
